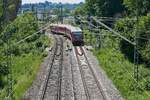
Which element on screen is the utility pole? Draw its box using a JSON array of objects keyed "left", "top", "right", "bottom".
[
  {"left": 31, "top": 4, "right": 34, "bottom": 13},
  {"left": 134, "top": 0, "right": 139, "bottom": 98},
  {"left": 96, "top": 31, "right": 99, "bottom": 49},
  {"left": 134, "top": 0, "right": 139, "bottom": 83},
  {"left": 43, "top": 5, "right": 46, "bottom": 22},
  {"left": 35, "top": 8, "right": 38, "bottom": 20},
  {"left": 60, "top": 3, "right": 63, "bottom": 24},
  {"left": 98, "top": 30, "right": 102, "bottom": 48},
  {"left": 87, "top": 14, "right": 92, "bottom": 46}
]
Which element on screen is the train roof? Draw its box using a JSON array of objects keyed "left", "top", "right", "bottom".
[{"left": 51, "top": 24, "right": 82, "bottom": 32}]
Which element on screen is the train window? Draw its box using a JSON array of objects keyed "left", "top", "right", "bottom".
[
  {"left": 73, "top": 32, "right": 82, "bottom": 35},
  {"left": 73, "top": 32, "right": 83, "bottom": 39}
]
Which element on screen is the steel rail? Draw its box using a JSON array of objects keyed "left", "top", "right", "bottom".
[
  {"left": 74, "top": 47, "right": 90, "bottom": 100},
  {"left": 80, "top": 47, "right": 107, "bottom": 100},
  {"left": 40, "top": 35, "right": 64, "bottom": 100},
  {"left": 75, "top": 47, "right": 84, "bottom": 56},
  {"left": 70, "top": 52, "right": 77, "bottom": 100},
  {"left": 57, "top": 37, "right": 63, "bottom": 100},
  {"left": 40, "top": 35, "right": 59, "bottom": 100}
]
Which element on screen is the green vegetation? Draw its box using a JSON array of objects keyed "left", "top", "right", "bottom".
[
  {"left": 94, "top": 48, "right": 150, "bottom": 99},
  {"left": 123, "top": 0, "right": 150, "bottom": 15},
  {"left": 75, "top": 0, "right": 150, "bottom": 99},
  {"left": 0, "top": 0, "right": 21, "bottom": 27},
  {"left": 12, "top": 53, "right": 43, "bottom": 99},
  {"left": 74, "top": 0, "right": 125, "bottom": 17},
  {"left": 73, "top": 4, "right": 87, "bottom": 16},
  {"left": 115, "top": 13, "right": 150, "bottom": 65},
  {"left": 83, "top": 29, "right": 150, "bottom": 99},
  {"left": 0, "top": 53, "right": 44, "bottom": 100},
  {"left": 0, "top": 13, "right": 51, "bottom": 99}
]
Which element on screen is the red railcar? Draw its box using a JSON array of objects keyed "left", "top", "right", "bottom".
[{"left": 50, "top": 24, "right": 84, "bottom": 46}]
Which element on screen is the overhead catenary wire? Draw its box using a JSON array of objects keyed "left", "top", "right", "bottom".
[
  {"left": 77, "top": 16, "right": 136, "bottom": 45},
  {"left": 137, "top": 37, "right": 150, "bottom": 40},
  {"left": 90, "top": 17, "right": 144, "bottom": 93},
  {"left": 77, "top": 16, "right": 136, "bottom": 43},
  {"left": 76, "top": 16, "right": 150, "bottom": 96},
  {"left": 15, "top": 23, "right": 51, "bottom": 45},
  {"left": 4, "top": 7, "right": 54, "bottom": 98},
  {"left": 3, "top": 5, "right": 55, "bottom": 99},
  {"left": 5, "top": 22, "right": 51, "bottom": 99},
  {"left": 119, "top": 63, "right": 150, "bottom": 97},
  {"left": 91, "top": 17, "right": 136, "bottom": 45}
]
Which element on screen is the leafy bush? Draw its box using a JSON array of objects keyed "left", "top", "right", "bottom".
[
  {"left": 123, "top": 0, "right": 150, "bottom": 15},
  {"left": 0, "top": 13, "right": 51, "bottom": 99},
  {"left": 138, "top": 13, "right": 150, "bottom": 65},
  {"left": 2, "top": 13, "right": 38, "bottom": 43},
  {"left": 115, "top": 13, "right": 150, "bottom": 65},
  {"left": 94, "top": 45, "right": 150, "bottom": 100},
  {"left": 115, "top": 17, "right": 136, "bottom": 62}
]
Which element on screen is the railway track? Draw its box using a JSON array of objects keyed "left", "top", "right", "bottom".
[
  {"left": 75, "top": 46, "right": 107, "bottom": 100},
  {"left": 37, "top": 34, "right": 107, "bottom": 100},
  {"left": 40, "top": 35, "right": 64, "bottom": 100}
]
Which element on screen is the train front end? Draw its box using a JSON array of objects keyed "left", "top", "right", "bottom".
[{"left": 72, "top": 30, "right": 84, "bottom": 46}]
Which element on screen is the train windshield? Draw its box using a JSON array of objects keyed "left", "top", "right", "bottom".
[
  {"left": 73, "top": 32, "right": 83, "bottom": 39},
  {"left": 73, "top": 32, "right": 82, "bottom": 35}
]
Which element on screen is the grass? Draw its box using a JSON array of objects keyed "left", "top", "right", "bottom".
[
  {"left": 12, "top": 52, "right": 43, "bottom": 100},
  {"left": 0, "top": 35, "right": 51, "bottom": 100},
  {"left": 0, "top": 13, "right": 52, "bottom": 99},
  {"left": 94, "top": 48, "right": 150, "bottom": 100},
  {"left": 83, "top": 29, "right": 150, "bottom": 99},
  {"left": 0, "top": 52, "right": 44, "bottom": 100}
]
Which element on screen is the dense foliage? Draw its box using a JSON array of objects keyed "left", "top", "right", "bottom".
[
  {"left": 115, "top": 13, "right": 150, "bottom": 65},
  {"left": 94, "top": 47, "right": 150, "bottom": 99},
  {"left": 0, "top": 13, "right": 50, "bottom": 99},
  {"left": 83, "top": 29, "right": 150, "bottom": 99},
  {"left": 73, "top": 3, "right": 87, "bottom": 16},
  {"left": 123, "top": 0, "right": 150, "bottom": 15},
  {"left": 79, "top": 0, "right": 125, "bottom": 17},
  {"left": 0, "top": 0, "right": 21, "bottom": 32},
  {"left": 76, "top": 0, "right": 150, "bottom": 99},
  {"left": 76, "top": 0, "right": 150, "bottom": 66},
  {"left": 114, "top": 17, "right": 136, "bottom": 62}
]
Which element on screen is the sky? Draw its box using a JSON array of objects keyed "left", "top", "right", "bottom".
[{"left": 22, "top": 0, "right": 85, "bottom": 4}]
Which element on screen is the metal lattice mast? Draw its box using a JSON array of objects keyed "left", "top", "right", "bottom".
[
  {"left": 89, "top": 16, "right": 92, "bottom": 46},
  {"left": 60, "top": 3, "right": 63, "bottom": 24},
  {"left": 134, "top": 0, "right": 140, "bottom": 95},
  {"left": 98, "top": 30, "right": 102, "bottom": 48},
  {"left": 44, "top": 5, "right": 46, "bottom": 23},
  {"left": 134, "top": 0, "right": 139, "bottom": 83}
]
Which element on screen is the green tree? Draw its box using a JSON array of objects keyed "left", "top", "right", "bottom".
[
  {"left": 0, "top": 0, "right": 21, "bottom": 32},
  {"left": 123, "top": 0, "right": 150, "bottom": 15},
  {"left": 115, "top": 17, "right": 136, "bottom": 62},
  {"left": 138, "top": 13, "right": 150, "bottom": 64},
  {"left": 84, "top": 0, "right": 124, "bottom": 17},
  {"left": 73, "top": 4, "right": 87, "bottom": 16},
  {"left": 85, "top": 0, "right": 96, "bottom": 15},
  {"left": 115, "top": 13, "right": 150, "bottom": 65}
]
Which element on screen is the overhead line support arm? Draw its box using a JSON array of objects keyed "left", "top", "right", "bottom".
[{"left": 92, "top": 17, "right": 136, "bottom": 46}]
